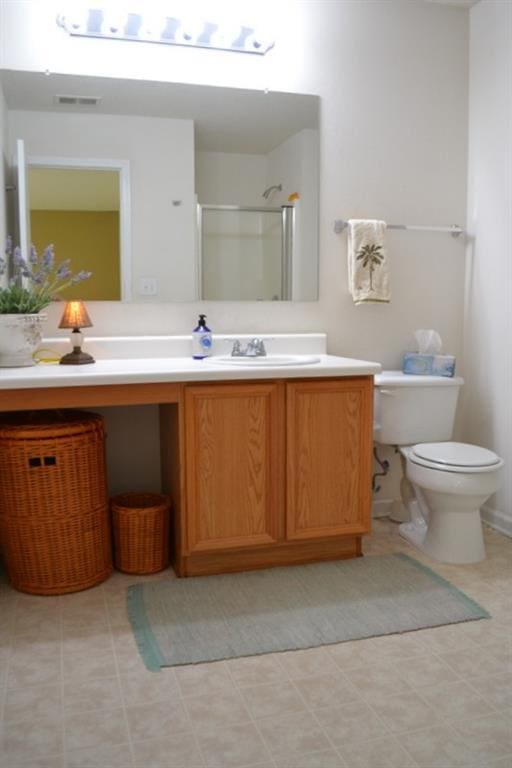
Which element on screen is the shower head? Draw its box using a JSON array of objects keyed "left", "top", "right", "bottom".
[{"left": 262, "top": 183, "right": 282, "bottom": 199}]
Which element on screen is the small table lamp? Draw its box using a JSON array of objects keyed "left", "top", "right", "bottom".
[{"left": 58, "top": 300, "right": 95, "bottom": 365}]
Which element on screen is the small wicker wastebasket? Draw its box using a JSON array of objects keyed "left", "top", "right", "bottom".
[
  {"left": 110, "top": 492, "right": 171, "bottom": 574},
  {"left": 0, "top": 410, "right": 112, "bottom": 595}
]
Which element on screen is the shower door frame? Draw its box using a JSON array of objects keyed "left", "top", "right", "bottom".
[{"left": 197, "top": 204, "right": 294, "bottom": 301}]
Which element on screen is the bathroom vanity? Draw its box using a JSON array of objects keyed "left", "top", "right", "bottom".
[{"left": 0, "top": 335, "right": 380, "bottom": 576}]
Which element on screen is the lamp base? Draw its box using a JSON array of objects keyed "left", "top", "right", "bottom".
[{"left": 59, "top": 347, "right": 95, "bottom": 365}]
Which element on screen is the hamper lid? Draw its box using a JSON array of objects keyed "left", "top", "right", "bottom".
[{"left": 0, "top": 410, "right": 103, "bottom": 439}]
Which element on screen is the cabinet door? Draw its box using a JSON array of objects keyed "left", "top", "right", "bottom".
[
  {"left": 286, "top": 377, "right": 373, "bottom": 541},
  {"left": 184, "top": 382, "right": 284, "bottom": 553}
]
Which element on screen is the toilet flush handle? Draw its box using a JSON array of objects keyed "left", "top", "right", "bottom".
[{"left": 379, "top": 389, "right": 396, "bottom": 396}]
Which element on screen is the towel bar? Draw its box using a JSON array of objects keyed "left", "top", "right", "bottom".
[{"left": 334, "top": 219, "right": 464, "bottom": 237}]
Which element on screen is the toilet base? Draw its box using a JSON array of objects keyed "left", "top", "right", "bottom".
[{"left": 399, "top": 505, "right": 486, "bottom": 564}]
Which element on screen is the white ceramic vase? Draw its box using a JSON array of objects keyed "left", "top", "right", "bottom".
[{"left": 0, "top": 313, "right": 47, "bottom": 367}]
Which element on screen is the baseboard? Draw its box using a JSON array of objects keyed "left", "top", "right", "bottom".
[
  {"left": 371, "top": 499, "right": 394, "bottom": 518},
  {"left": 481, "top": 505, "right": 512, "bottom": 538}
]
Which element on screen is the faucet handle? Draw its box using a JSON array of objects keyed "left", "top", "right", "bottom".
[{"left": 248, "top": 338, "right": 266, "bottom": 356}]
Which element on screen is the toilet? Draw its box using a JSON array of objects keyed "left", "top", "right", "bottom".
[{"left": 374, "top": 371, "right": 504, "bottom": 564}]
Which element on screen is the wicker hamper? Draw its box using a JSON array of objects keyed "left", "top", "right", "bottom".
[
  {"left": 111, "top": 492, "right": 170, "bottom": 574},
  {"left": 0, "top": 410, "right": 112, "bottom": 595}
]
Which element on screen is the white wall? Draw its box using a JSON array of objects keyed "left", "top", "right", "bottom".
[
  {"left": 0, "top": 1, "right": 468, "bottom": 366},
  {"left": 0, "top": 80, "right": 7, "bottom": 282},
  {"left": 463, "top": 0, "right": 512, "bottom": 533},
  {"left": 266, "top": 129, "right": 319, "bottom": 299},
  {"left": 8, "top": 110, "right": 196, "bottom": 302},
  {"left": 0, "top": 1, "right": 470, "bottom": 498},
  {"left": 196, "top": 152, "right": 266, "bottom": 206}
]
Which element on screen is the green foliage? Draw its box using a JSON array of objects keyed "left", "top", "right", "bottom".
[{"left": 0, "top": 284, "right": 51, "bottom": 314}]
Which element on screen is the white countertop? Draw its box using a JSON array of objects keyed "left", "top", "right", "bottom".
[
  {"left": 0, "top": 334, "right": 381, "bottom": 389},
  {"left": 0, "top": 354, "right": 381, "bottom": 390}
]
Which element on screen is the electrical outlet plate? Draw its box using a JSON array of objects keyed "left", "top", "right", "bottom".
[{"left": 139, "top": 277, "right": 157, "bottom": 296}]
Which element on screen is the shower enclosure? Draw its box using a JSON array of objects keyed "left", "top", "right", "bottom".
[{"left": 197, "top": 204, "right": 294, "bottom": 300}]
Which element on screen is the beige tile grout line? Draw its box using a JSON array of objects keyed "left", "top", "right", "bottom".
[
  {"left": 453, "top": 669, "right": 512, "bottom": 757},
  {"left": 286, "top": 657, "right": 421, "bottom": 768},
  {"left": 358, "top": 644, "right": 467, "bottom": 753},
  {"left": 167, "top": 668, "right": 207, "bottom": 768},
  {"left": 58, "top": 594, "right": 66, "bottom": 768},
  {"left": 222, "top": 659, "right": 279, "bottom": 768},
  {"left": 358, "top": 642, "right": 511, "bottom": 765},
  {"left": 0, "top": 594, "right": 18, "bottom": 740},
  {"left": 101, "top": 581, "right": 137, "bottom": 768},
  {"left": 0, "top": 592, "right": 65, "bottom": 768},
  {"left": 107, "top": 576, "right": 207, "bottom": 768},
  {"left": 220, "top": 647, "right": 418, "bottom": 768},
  {"left": 409, "top": 643, "right": 506, "bottom": 716},
  {"left": 283, "top": 664, "right": 355, "bottom": 768}
]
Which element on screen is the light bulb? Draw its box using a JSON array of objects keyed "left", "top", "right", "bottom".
[
  {"left": 138, "top": 13, "right": 167, "bottom": 40},
  {"left": 58, "top": 7, "right": 89, "bottom": 35},
  {"left": 179, "top": 16, "right": 206, "bottom": 43},
  {"left": 210, "top": 24, "right": 243, "bottom": 49},
  {"left": 244, "top": 29, "right": 274, "bottom": 52},
  {"left": 101, "top": 10, "right": 127, "bottom": 36}
]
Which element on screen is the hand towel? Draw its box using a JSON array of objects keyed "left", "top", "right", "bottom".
[{"left": 347, "top": 219, "right": 390, "bottom": 304}]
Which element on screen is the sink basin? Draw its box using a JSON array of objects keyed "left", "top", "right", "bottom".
[{"left": 208, "top": 355, "right": 322, "bottom": 367}]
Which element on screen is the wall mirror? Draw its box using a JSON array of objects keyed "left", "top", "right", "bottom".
[
  {"left": 28, "top": 159, "right": 131, "bottom": 301},
  {"left": 2, "top": 70, "right": 319, "bottom": 302}
]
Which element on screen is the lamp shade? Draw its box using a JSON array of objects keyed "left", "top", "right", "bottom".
[{"left": 58, "top": 300, "right": 93, "bottom": 329}]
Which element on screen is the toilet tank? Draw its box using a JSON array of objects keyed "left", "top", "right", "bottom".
[{"left": 374, "top": 371, "right": 464, "bottom": 445}]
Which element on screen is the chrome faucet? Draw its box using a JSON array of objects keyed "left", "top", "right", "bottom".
[
  {"left": 230, "top": 338, "right": 267, "bottom": 357},
  {"left": 246, "top": 338, "right": 266, "bottom": 356}
]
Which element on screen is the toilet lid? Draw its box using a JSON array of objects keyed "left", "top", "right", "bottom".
[{"left": 412, "top": 442, "right": 501, "bottom": 468}]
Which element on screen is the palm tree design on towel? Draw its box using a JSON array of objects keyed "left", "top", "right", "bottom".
[{"left": 356, "top": 243, "right": 384, "bottom": 291}]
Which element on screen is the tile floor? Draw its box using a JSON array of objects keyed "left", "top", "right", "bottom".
[{"left": 0, "top": 519, "right": 511, "bottom": 768}]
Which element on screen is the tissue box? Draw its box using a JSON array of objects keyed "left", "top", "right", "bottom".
[{"left": 402, "top": 353, "right": 456, "bottom": 377}]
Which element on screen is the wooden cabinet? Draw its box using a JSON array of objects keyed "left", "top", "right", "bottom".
[
  {"left": 183, "top": 382, "right": 284, "bottom": 554},
  {"left": 286, "top": 379, "right": 373, "bottom": 541},
  {"left": 0, "top": 372, "right": 373, "bottom": 578},
  {"left": 176, "top": 376, "right": 373, "bottom": 576}
]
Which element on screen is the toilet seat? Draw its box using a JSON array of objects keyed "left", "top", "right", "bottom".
[{"left": 410, "top": 442, "right": 503, "bottom": 474}]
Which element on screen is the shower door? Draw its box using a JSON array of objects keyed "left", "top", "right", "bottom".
[{"left": 198, "top": 205, "right": 294, "bottom": 301}]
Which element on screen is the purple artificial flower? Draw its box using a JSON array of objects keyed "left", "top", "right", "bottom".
[
  {"left": 56, "top": 260, "right": 72, "bottom": 280},
  {"left": 71, "top": 270, "right": 93, "bottom": 284},
  {"left": 13, "top": 247, "right": 25, "bottom": 267},
  {"left": 30, "top": 270, "right": 45, "bottom": 284},
  {"left": 29, "top": 245, "right": 38, "bottom": 264},
  {"left": 42, "top": 244, "right": 54, "bottom": 269}
]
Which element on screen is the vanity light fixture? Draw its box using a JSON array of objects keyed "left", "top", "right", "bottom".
[
  {"left": 58, "top": 301, "right": 95, "bottom": 365},
  {"left": 56, "top": 8, "right": 274, "bottom": 55}
]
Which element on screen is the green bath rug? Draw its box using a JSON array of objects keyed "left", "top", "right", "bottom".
[{"left": 127, "top": 553, "right": 489, "bottom": 671}]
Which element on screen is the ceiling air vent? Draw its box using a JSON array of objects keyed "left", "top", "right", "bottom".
[{"left": 55, "top": 95, "right": 102, "bottom": 106}]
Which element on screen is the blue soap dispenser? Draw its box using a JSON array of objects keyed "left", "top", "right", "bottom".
[{"left": 192, "top": 314, "right": 212, "bottom": 359}]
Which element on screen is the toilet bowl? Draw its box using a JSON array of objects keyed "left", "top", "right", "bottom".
[
  {"left": 399, "top": 442, "right": 504, "bottom": 564},
  {"left": 374, "top": 372, "right": 505, "bottom": 564}
]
